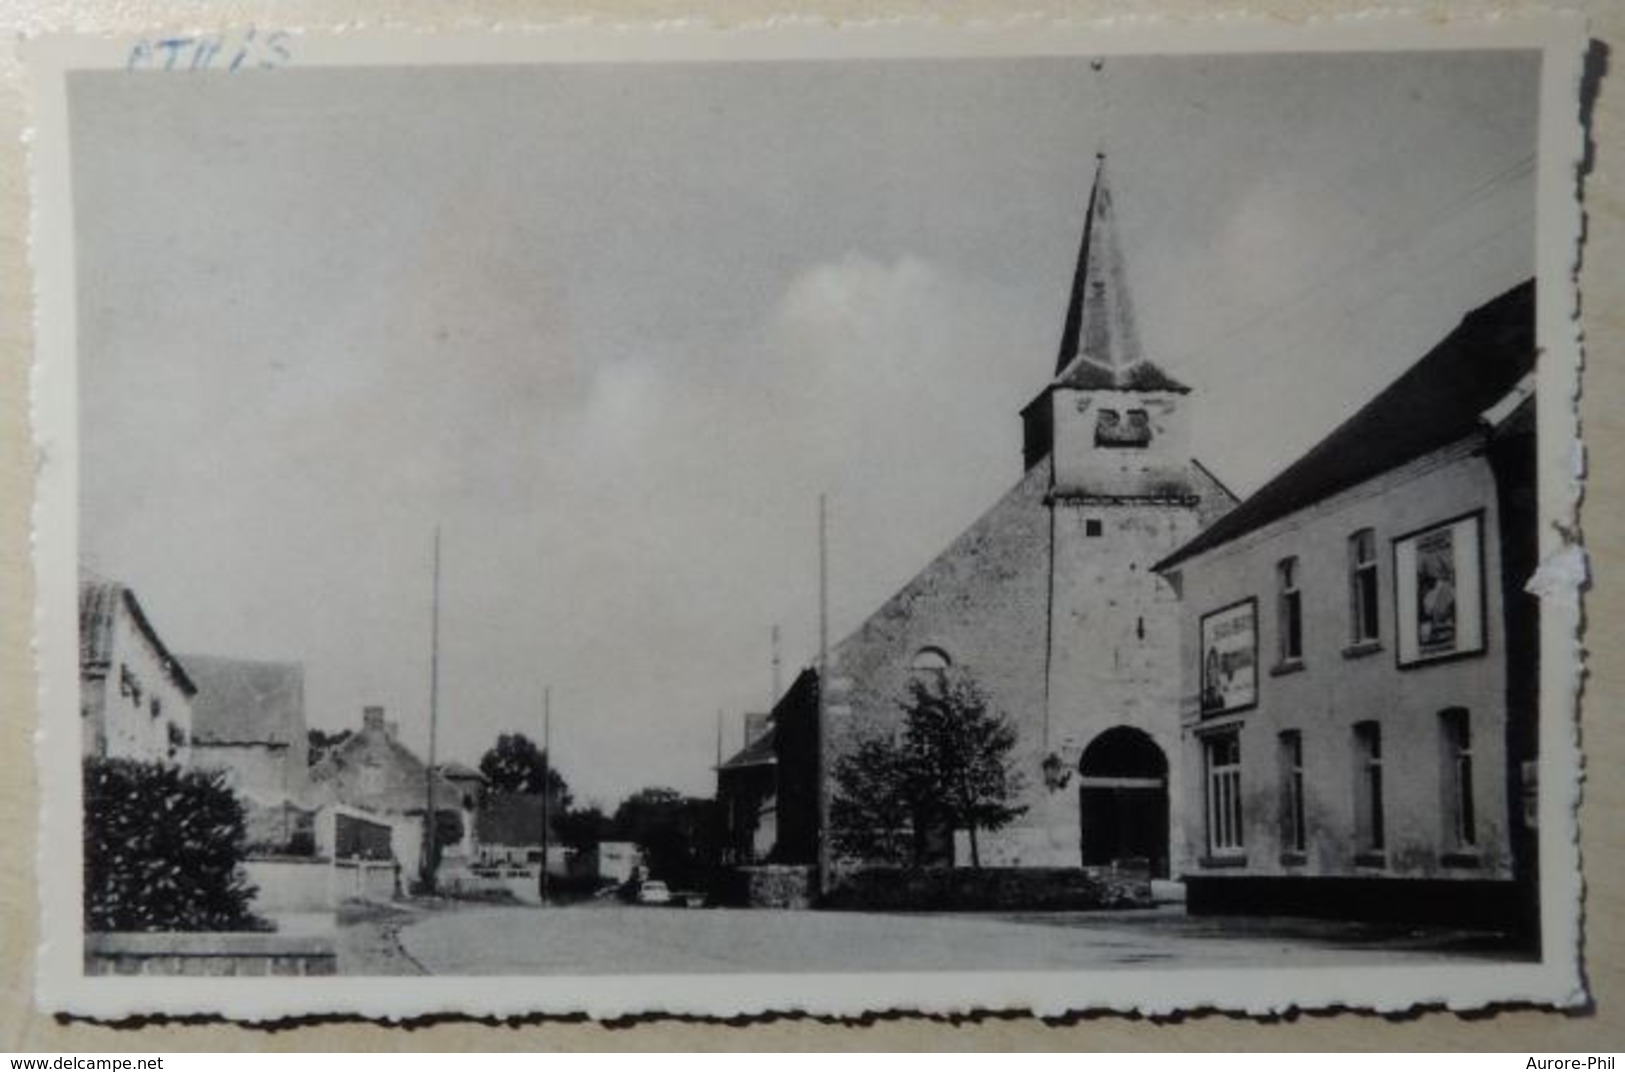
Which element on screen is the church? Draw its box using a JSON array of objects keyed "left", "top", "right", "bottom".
[{"left": 719, "top": 160, "right": 1235, "bottom": 876}]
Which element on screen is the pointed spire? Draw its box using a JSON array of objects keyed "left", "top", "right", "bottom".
[
  {"left": 1056, "top": 155, "right": 1140, "bottom": 374},
  {"left": 1051, "top": 157, "right": 1188, "bottom": 393}
]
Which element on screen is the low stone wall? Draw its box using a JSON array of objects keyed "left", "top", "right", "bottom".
[
  {"left": 822, "top": 866, "right": 1152, "bottom": 912},
  {"left": 85, "top": 932, "right": 337, "bottom": 976},
  {"left": 244, "top": 856, "right": 333, "bottom": 913},
  {"left": 334, "top": 857, "right": 399, "bottom": 903},
  {"left": 715, "top": 865, "right": 817, "bottom": 908}
]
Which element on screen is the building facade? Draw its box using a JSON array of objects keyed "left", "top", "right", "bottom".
[
  {"left": 181, "top": 654, "right": 310, "bottom": 808},
  {"left": 1154, "top": 281, "right": 1538, "bottom": 934},
  {"left": 79, "top": 578, "right": 196, "bottom": 765},
  {"left": 762, "top": 162, "right": 1236, "bottom": 875},
  {"left": 306, "top": 705, "right": 472, "bottom": 882}
]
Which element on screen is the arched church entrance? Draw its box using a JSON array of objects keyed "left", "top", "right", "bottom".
[{"left": 1078, "top": 726, "right": 1169, "bottom": 878}]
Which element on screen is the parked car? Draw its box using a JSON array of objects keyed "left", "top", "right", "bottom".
[{"left": 635, "top": 880, "right": 671, "bottom": 905}]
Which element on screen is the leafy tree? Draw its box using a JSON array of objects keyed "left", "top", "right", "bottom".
[
  {"left": 83, "top": 757, "right": 268, "bottom": 932},
  {"left": 830, "top": 734, "right": 923, "bottom": 866},
  {"left": 611, "top": 787, "right": 718, "bottom": 887},
  {"left": 478, "top": 732, "right": 572, "bottom": 807},
  {"left": 557, "top": 805, "right": 612, "bottom": 854},
  {"left": 831, "top": 669, "right": 1027, "bottom": 869}
]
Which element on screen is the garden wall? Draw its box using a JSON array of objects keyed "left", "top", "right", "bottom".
[
  {"left": 84, "top": 932, "right": 337, "bottom": 976},
  {"left": 821, "top": 866, "right": 1151, "bottom": 911},
  {"left": 244, "top": 856, "right": 333, "bottom": 913}
]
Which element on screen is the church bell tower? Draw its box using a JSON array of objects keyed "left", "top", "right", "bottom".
[{"left": 1022, "top": 156, "right": 1221, "bottom": 877}]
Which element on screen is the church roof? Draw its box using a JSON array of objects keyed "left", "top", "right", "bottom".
[
  {"left": 1155, "top": 279, "right": 1535, "bottom": 572},
  {"left": 1047, "top": 157, "right": 1189, "bottom": 395}
]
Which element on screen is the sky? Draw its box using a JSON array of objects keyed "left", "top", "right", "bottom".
[{"left": 70, "top": 49, "right": 1538, "bottom": 807}]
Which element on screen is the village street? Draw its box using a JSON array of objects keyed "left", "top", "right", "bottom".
[{"left": 361, "top": 903, "right": 1526, "bottom": 976}]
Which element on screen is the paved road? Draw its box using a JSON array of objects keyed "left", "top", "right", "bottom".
[{"left": 396, "top": 903, "right": 1524, "bottom": 975}]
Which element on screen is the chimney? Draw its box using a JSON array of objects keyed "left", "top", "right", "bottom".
[
  {"left": 363, "top": 706, "right": 386, "bottom": 734},
  {"left": 744, "top": 712, "right": 771, "bottom": 744}
]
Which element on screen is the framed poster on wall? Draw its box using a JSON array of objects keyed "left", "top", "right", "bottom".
[
  {"left": 1199, "top": 597, "right": 1258, "bottom": 716},
  {"left": 1393, "top": 512, "right": 1487, "bottom": 667}
]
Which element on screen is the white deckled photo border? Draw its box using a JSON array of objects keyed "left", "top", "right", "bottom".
[{"left": 26, "top": 14, "right": 1589, "bottom": 1021}]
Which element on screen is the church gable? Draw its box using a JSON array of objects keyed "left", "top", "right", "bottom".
[{"left": 825, "top": 456, "right": 1054, "bottom": 754}]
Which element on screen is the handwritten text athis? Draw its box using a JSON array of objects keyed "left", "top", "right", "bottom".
[{"left": 126, "top": 29, "right": 291, "bottom": 72}]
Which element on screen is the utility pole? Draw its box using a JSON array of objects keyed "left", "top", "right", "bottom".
[
  {"left": 539, "top": 685, "right": 552, "bottom": 905},
  {"left": 771, "top": 624, "right": 782, "bottom": 707},
  {"left": 421, "top": 525, "right": 442, "bottom": 895},
  {"left": 715, "top": 708, "right": 724, "bottom": 770},
  {"left": 816, "top": 494, "right": 831, "bottom": 898}
]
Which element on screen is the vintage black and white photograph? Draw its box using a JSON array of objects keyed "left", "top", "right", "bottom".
[{"left": 27, "top": 20, "right": 1586, "bottom": 1019}]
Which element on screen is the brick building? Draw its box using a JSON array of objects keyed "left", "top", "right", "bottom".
[
  {"left": 745, "top": 162, "right": 1235, "bottom": 875},
  {"left": 1153, "top": 281, "right": 1539, "bottom": 935}
]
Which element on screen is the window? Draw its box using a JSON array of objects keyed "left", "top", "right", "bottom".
[
  {"left": 1085, "top": 518, "right": 1103, "bottom": 537},
  {"left": 1441, "top": 708, "right": 1476, "bottom": 850},
  {"left": 1277, "top": 557, "right": 1303, "bottom": 664},
  {"left": 1204, "top": 732, "right": 1244, "bottom": 856},
  {"left": 1095, "top": 407, "right": 1151, "bottom": 448},
  {"left": 1353, "top": 721, "right": 1385, "bottom": 857},
  {"left": 1349, "top": 529, "right": 1380, "bottom": 644},
  {"left": 119, "top": 664, "right": 142, "bottom": 705},
  {"left": 1279, "top": 731, "right": 1306, "bottom": 856},
  {"left": 909, "top": 647, "right": 951, "bottom": 688}
]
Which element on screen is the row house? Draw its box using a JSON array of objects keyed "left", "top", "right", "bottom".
[{"left": 1154, "top": 280, "right": 1539, "bottom": 937}]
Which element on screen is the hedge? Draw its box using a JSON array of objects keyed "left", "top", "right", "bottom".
[{"left": 83, "top": 757, "right": 268, "bottom": 932}]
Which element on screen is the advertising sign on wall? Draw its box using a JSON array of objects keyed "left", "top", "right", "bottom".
[
  {"left": 1200, "top": 597, "right": 1258, "bottom": 716},
  {"left": 1394, "top": 513, "right": 1486, "bottom": 667}
]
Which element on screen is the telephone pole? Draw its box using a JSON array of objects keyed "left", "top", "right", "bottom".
[
  {"left": 816, "top": 495, "right": 831, "bottom": 897},
  {"left": 771, "top": 624, "right": 782, "bottom": 706},
  {"left": 539, "top": 685, "right": 552, "bottom": 905},
  {"left": 421, "top": 525, "right": 442, "bottom": 895}
]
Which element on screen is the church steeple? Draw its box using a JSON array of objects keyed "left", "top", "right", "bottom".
[
  {"left": 1021, "top": 158, "right": 1191, "bottom": 473},
  {"left": 1051, "top": 156, "right": 1186, "bottom": 392}
]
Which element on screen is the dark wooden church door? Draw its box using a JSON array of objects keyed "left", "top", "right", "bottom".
[{"left": 1078, "top": 726, "right": 1169, "bottom": 878}]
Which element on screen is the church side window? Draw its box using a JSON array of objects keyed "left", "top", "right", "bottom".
[
  {"left": 909, "top": 647, "right": 951, "bottom": 688},
  {"left": 1204, "top": 732, "right": 1244, "bottom": 857}
]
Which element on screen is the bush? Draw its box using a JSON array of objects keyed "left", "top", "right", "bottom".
[{"left": 83, "top": 757, "right": 268, "bottom": 932}]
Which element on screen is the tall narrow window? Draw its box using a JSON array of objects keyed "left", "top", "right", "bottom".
[
  {"left": 1277, "top": 557, "right": 1303, "bottom": 664},
  {"left": 1279, "top": 731, "right": 1306, "bottom": 856},
  {"left": 1441, "top": 708, "right": 1477, "bottom": 850},
  {"left": 1353, "top": 721, "right": 1385, "bottom": 859},
  {"left": 1204, "top": 733, "right": 1244, "bottom": 856},
  {"left": 1349, "top": 529, "right": 1380, "bottom": 644}
]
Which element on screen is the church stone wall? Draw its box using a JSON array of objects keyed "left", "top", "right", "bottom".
[
  {"left": 823, "top": 458, "right": 1056, "bottom": 867},
  {"left": 1041, "top": 499, "right": 1206, "bottom": 873}
]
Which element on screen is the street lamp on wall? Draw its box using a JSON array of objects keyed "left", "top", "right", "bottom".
[{"left": 1041, "top": 751, "right": 1071, "bottom": 791}]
